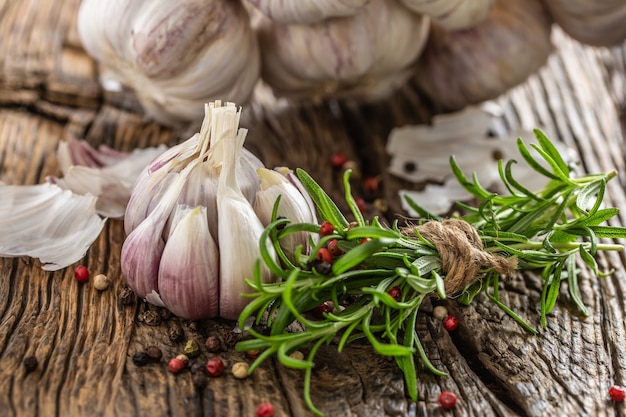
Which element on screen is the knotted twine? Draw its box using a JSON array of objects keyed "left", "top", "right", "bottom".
[{"left": 402, "top": 219, "right": 518, "bottom": 295}]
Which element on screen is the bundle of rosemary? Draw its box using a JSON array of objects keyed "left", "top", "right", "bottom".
[{"left": 236, "top": 130, "right": 626, "bottom": 415}]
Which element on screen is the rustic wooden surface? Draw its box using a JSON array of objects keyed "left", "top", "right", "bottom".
[{"left": 1, "top": 1, "right": 626, "bottom": 416}]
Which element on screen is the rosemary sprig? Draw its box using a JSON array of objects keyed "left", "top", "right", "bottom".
[{"left": 236, "top": 130, "right": 626, "bottom": 416}]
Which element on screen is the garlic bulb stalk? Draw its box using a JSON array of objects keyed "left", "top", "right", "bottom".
[
  {"left": 255, "top": 0, "right": 429, "bottom": 102},
  {"left": 413, "top": 0, "right": 553, "bottom": 110},
  {"left": 244, "top": 0, "right": 369, "bottom": 24},
  {"left": 399, "top": 0, "right": 495, "bottom": 30},
  {"left": 542, "top": 0, "right": 626, "bottom": 47},
  {"left": 77, "top": 0, "right": 260, "bottom": 126}
]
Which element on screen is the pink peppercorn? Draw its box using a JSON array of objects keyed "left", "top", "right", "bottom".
[
  {"left": 609, "top": 385, "right": 625, "bottom": 402},
  {"left": 330, "top": 152, "right": 347, "bottom": 169},
  {"left": 206, "top": 357, "right": 225, "bottom": 377},
  {"left": 439, "top": 391, "right": 457, "bottom": 409},
  {"left": 355, "top": 197, "right": 367, "bottom": 213},
  {"left": 168, "top": 357, "right": 185, "bottom": 374},
  {"left": 443, "top": 315, "right": 459, "bottom": 332},
  {"left": 319, "top": 221, "right": 334, "bottom": 236},
  {"left": 256, "top": 402, "right": 275, "bottom": 417},
  {"left": 388, "top": 286, "right": 402, "bottom": 302},
  {"left": 73, "top": 265, "right": 90, "bottom": 283},
  {"left": 327, "top": 239, "right": 344, "bottom": 256},
  {"left": 316, "top": 248, "right": 334, "bottom": 264}
]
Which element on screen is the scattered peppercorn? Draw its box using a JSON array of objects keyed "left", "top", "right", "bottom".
[
  {"left": 221, "top": 331, "right": 239, "bottom": 348},
  {"left": 93, "top": 273, "right": 111, "bottom": 290},
  {"left": 23, "top": 356, "right": 38, "bottom": 373},
  {"left": 168, "top": 324, "right": 185, "bottom": 343},
  {"left": 327, "top": 239, "right": 344, "bottom": 257},
  {"left": 205, "top": 335, "right": 222, "bottom": 352},
  {"left": 363, "top": 176, "right": 380, "bottom": 193},
  {"left": 141, "top": 310, "right": 161, "bottom": 326},
  {"left": 168, "top": 357, "right": 185, "bottom": 374},
  {"left": 192, "top": 371, "right": 208, "bottom": 389},
  {"left": 289, "top": 351, "right": 304, "bottom": 361},
  {"left": 330, "top": 152, "right": 347, "bottom": 169},
  {"left": 343, "top": 160, "right": 361, "bottom": 179},
  {"left": 206, "top": 357, "right": 225, "bottom": 377},
  {"left": 158, "top": 308, "right": 172, "bottom": 320},
  {"left": 355, "top": 197, "right": 367, "bottom": 213},
  {"left": 312, "top": 260, "right": 332, "bottom": 275},
  {"left": 388, "top": 286, "right": 402, "bottom": 302},
  {"left": 74, "top": 265, "right": 90, "bottom": 283},
  {"left": 184, "top": 339, "right": 201, "bottom": 358},
  {"left": 145, "top": 346, "right": 163, "bottom": 362},
  {"left": 443, "top": 315, "right": 459, "bottom": 332},
  {"left": 190, "top": 361, "right": 207, "bottom": 375},
  {"left": 438, "top": 391, "right": 457, "bottom": 409},
  {"left": 319, "top": 221, "right": 334, "bottom": 236},
  {"left": 433, "top": 306, "right": 449, "bottom": 321},
  {"left": 119, "top": 286, "right": 135, "bottom": 305},
  {"left": 246, "top": 349, "right": 262, "bottom": 360},
  {"left": 360, "top": 238, "right": 371, "bottom": 244},
  {"left": 609, "top": 385, "right": 625, "bottom": 402},
  {"left": 132, "top": 351, "right": 151, "bottom": 367},
  {"left": 256, "top": 402, "right": 275, "bottom": 417},
  {"left": 232, "top": 362, "right": 249, "bottom": 379},
  {"left": 313, "top": 301, "right": 332, "bottom": 319},
  {"left": 373, "top": 198, "right": 388, "bottom": 213},
  {"left": 176, "top": 354, "right": 190, "bottom": 365},
  {"left": 316, "top": 247, "right": 333, "bottom": 264}
]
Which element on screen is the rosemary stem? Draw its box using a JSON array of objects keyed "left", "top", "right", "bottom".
[{"left": 487, "top": 241, "right": 624, "bottom": 252}]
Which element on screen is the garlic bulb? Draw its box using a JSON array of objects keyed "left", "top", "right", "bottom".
[
  {"left": 413, "top": 0, "right": 553, "bottom": 110},
  {"left": 121, "top": 102, "right": 293, "bottom": 320},
  {"left": 255, "top": 0, "right": 429, "bottom": 102},
  {"left": 399, "top": 0, "right": 495, "bottom": 30},
  {"left": 543, "top": 0, "right": 626, "bottom": 46},
  {"left": 77, "top": 0, "right": 260, "bottom": 126},
  {"left": 244, "top": 0, "right": 369, "bottom": 24}
]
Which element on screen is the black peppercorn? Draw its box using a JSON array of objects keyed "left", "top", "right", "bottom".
[
  {"left": 205, "top": 335, "right": 222, "bottom": 352},
  {"left": 221, "top": 331, "right": 239, "bottom": 348},
  {"left": 190, "top": 361, "right": 207, "bottom": 374},
  {"left": 168, "top": 324, "right": 184, "bottom": 343},
  {"left": 145, "top": 346, "right": 163, "bottom": 362},
  {"left": 158, "top": 308, "right": 172, "bottom": 320},
  {"left": 132, "top": 351, "right": 151, "bottom": 367},
  {"left": 141, "top": 311, "right": 161, "bottom": 326},
  {"left": 119, "top": 287, "right": 136, "bottom": 305},
  {"left": 192, "top": 371, "right": 208, "bottom": 389},
  {"left": 23, "top": 356, "right": 38, "bottom": 373},
  {"left": 313, "top": 260, "right": 332, "bottom": 275}
]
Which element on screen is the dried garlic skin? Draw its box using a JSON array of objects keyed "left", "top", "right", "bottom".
[
  {"left": 399, "top": 0, "right": 495, "bottom": 30},
  {"left": 543, "top": 0, "right": 626, "bottom": 47},
  {"left": 245, "top": 0, "right": 369, "bottom": 24},
  {"left": 77, "top": 0, "right": 260, "bottom": 126},
  {"left": 255, "top": 0, "right": 429, "bottom": 102},
  {"left": 413, "top": 0, "right": 553, "bottom": 110}
]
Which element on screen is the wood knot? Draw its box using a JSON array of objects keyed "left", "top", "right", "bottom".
[{"left": 404, "top": 219, "right": 517, "bottom": 295}]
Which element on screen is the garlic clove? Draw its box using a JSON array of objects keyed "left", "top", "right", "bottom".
[
  {"left": 215, "top": 105, "right": 276, "bottom": 320},
  {"left": 413, "top": 0, "right": 553, "bottom": 110},
  {"left": 245, "top": 0, "right": 369, "bottom": 24},
  {"left": 255, "top": 168, "right": 317, "bottom": 257},
  {"left": 0, "top": 182, "right": 106, "bottom": 271},
  {"left": 399, "top": 0, "right": 495, "bottom": 30},
  {"left": 255, "top": 0, "right": 429, "bottom": 102},
  {"left": 157, "top": 205, "right": 220, "bottom": 319}
]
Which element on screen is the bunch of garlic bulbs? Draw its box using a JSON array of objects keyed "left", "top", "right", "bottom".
[
  {"left": 121, "top": 101, "right": 316, "bottom": 320},
  {"left": 77, "top": 0, "right": 260, "bottom": 127},
  {"left": 253, "top": 0, "right": 430, "bottom": 102}
]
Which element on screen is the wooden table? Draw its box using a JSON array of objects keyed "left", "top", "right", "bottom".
[{"left": 1, "top": 1, "right": 625, "bottom": 416}]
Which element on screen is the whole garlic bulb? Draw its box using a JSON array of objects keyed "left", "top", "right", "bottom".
[
  {"left": 244, "top": 0, "right": 369, "bottom": 24},
  {"left": 413, "top": 0, "right": 553, "bottom": 110},
  {"left": 542, "top": 0, "right": 626, "bottom": 47},
  {"left": 399, "top": 0, "right": 495, "bottom": 30},
  {"left": 255, "top": 0, "right": 429, "bottom": 102},
  {"left": 77, "top": 0, "right": 260, "bottom": 127}
]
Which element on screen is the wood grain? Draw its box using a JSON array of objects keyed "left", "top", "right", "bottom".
[{"left": 1, "top": 1, "right": 625, "bottom": 416}]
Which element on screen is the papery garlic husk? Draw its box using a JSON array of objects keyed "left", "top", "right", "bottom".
[
  {"left": 244, "top": 0, "right": 369, "bottom": 24},
  {"left": 255, "top": 0, "right": 429, "bottom": 102},
  {"left": 399, "top": 0, "right": 495, "bottom": 30},
  {"left": 49, "top": 138, "right": 167, "bottom": 218},
  {"left": 542, "top": 0, "right": 626, "bottom": 46},
  {"left": 157, "top": 205, "right": 220, "bottom": 319},
  {"left": 216, "top": 109, "right": 276, "bottom": 320},
  {"left": 254, "top": 168, "right": 317, "bottom": 258},
  {"left": 413, "top": 0, "right": 553, "bottom": 110},
  {"left": 77, "top": 0, "right": 260, "bottom": 126},
  {"left": 0, "top": 182, "right": 106, "bottom": 271}
]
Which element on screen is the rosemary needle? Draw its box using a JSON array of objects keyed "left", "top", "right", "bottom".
[{"left": 236, "top": 129, "right": 626, "bottom": 416}]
